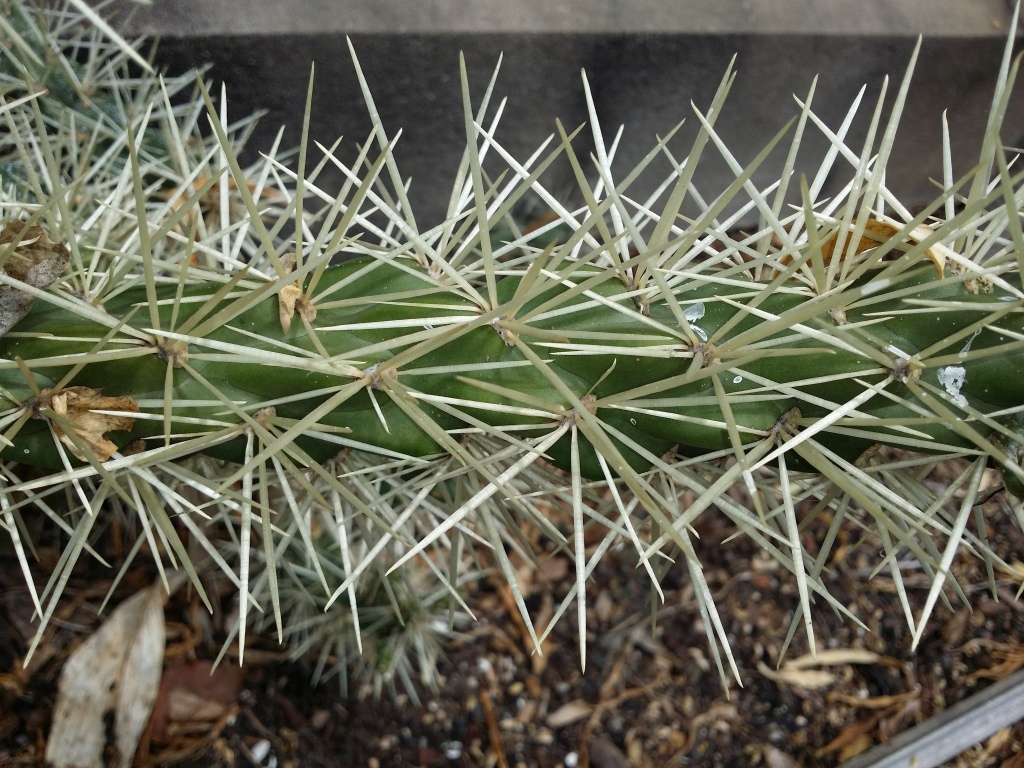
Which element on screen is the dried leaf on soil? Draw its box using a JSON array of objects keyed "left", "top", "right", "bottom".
[
  {"left": 45, "top": 581, "right": 169, "bottom": 768},
  {"left": 547, "top": 699, "right": 594, "bottom": 728},
  {"left": 757, "top": 660, "right": 836, "bottom": 689},
  {"left": 785, "top": 648, "right": 881, "bottom": 669}
]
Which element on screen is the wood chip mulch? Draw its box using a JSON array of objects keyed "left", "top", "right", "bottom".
[{"left": 2, "top": 466, "right": 1024, "bottom": 768}]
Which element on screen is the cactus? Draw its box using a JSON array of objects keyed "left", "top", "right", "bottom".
[{"left": 1, "top": 2, "right": 1023, "bottom": 692}]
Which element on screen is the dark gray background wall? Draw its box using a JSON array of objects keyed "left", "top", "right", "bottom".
[{"left": 108, "top": 0, "right": 1024, "bottom": 228}]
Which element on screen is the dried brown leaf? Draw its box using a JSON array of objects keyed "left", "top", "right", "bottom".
[
  {"left": 784, "top": 648, "right": 881, "bottom": 669},
  {"left": 776, "top": 218, "right": 944, "bottom": 278},
  {"left": 878, "top": 698, "right": 921, "bottom": 743},
  {"left": 45, "top": 582, "right": 169, "bottom": 768},
  {"left": 827, "top": 690, "right": 918, "bottom": 710},
  {"left": 278, "top": 252, "right": 316, "bottom": 333},
  {"left": 150, "top": 661, "right": 244, "bottom": 738},
  {"left": 546, "top": 699, "right": 594, "bottom": 728},
  {"left": 966, "top": 649, "right": 1024, "bottom": 682},
  {"left": 279, "top": 283, "right": 303, "bottom": 332},
  {"left": 43, "top": 386, "right": 139, "bottom": 461},
  {"left": 839, "top": 734, "right": 874, "bottom": 763},
  {"left": 0, "top": 221, "right": 69, "bottom": 336},
  {"left": 816, "top": 712, "right": 886, "bottom": 758},
  {"left": 757, "top": 660, "right": 835, "bottom": 689}
]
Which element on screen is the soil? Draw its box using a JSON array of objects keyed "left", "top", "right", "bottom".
[{"left": 2, "top": 465, "right": 1024, "bottom": 768}]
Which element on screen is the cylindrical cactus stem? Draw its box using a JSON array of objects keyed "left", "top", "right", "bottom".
[{"left": 2, "top": 248, "right": 1022, "bottom": 490}]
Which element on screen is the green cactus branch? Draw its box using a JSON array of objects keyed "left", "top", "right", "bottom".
[
  {"left": 1, "top": 1, "right": 1023, "bottom": 691},
  {"left": 3, "top": 246, "right": 1023, "bottom": 475}
]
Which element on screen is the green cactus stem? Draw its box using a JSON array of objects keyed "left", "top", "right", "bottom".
[{"left": 2, "top": 247, "right": 1022, "bottom": 477}]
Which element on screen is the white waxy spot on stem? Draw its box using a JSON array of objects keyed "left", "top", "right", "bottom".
[
  {"left": 684, "top": 301, "right": 708, "bottom": 341},
  {"left": 938, "top": 365, "right": 968, "bottom": 407}
]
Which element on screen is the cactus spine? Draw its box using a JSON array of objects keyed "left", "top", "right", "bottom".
[{"left": 1, "top": 3, "right": 1023, "bottom": 688}]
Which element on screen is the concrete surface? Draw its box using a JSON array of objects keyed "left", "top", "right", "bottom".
[
  {"left": 117, "top": 0, "right": 1016, "bottom": 37},
  {"left": 105, "top": 1, "right": 1024, "bottom": 227}
]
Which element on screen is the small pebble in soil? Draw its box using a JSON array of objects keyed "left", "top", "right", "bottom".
[
  {"left": 608, "top": 713, "right": 625, "bottom": 734},
  {"left": 442, "top": 741, "right": 463, "bottom": 760},
  {"left": 564, "top": 752, "right": 579, "bottom": 768},
  {"left": 250, "top": 738, "right": 271, "bottom": 764},
  {"left": 310, "top": 708, "right": 331, "bottom": 729},
  {"left": 501, "top": 717, "right": 523, "bottom": 732}
]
